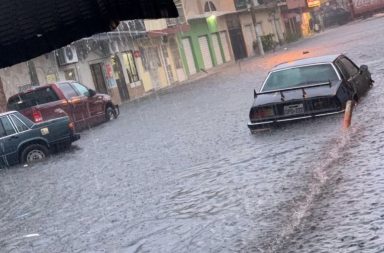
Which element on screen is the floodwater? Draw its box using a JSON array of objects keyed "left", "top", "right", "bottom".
[{"left": 1, "top": 16, "right": 384, "bottom": 253}]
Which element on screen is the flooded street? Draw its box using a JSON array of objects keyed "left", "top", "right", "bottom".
[{"left": 1, "top": 16, "right": 384, "bottom": 252}]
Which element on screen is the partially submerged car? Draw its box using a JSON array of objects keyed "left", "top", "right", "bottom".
[
  {"left": 0, "top": 111, "right": 80, "bottom": 166},
  {"left": 248, "top": 54, "right": 373, "bottom": 132}
]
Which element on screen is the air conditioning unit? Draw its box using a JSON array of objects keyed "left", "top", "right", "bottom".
[
  {"left": 109, "top": 41, "right": 120, "bottom": 54},
  {"left": 57, "top": 46, "right": 78, "bottom": 65}
]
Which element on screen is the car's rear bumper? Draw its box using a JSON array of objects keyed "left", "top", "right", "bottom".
[
  {"left": 71, "top": 133, "right": 80, "bottom": 142},
  {"left": 248, "top": 110, "right": 344, "bottom": 130}
]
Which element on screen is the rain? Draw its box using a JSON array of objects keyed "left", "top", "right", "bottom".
[{"left": 1, "top": 7, "right": 384, "bottom": 253}]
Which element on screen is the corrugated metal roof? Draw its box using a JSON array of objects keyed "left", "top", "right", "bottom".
[{"left": 0, "top": 0, "right": 177, "bottom": 68}]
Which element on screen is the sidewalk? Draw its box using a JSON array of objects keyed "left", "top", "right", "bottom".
[{"left": 124, "top": 61, "right": 237, "bottom": 105}]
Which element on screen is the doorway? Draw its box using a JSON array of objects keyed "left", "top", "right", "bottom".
[
  {"left": 111, "top": 55, "right": 130, "bottom": 101},
  {"left": 90, "top": 63, "right": 108, "bottom": 94}
]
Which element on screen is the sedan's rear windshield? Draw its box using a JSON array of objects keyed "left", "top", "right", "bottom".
[
  {"left": 7, "top": 87, "right": 59, "bottom": 110},
  {"left": 262, "top": 64, "right": 339, "bottom": 91}
]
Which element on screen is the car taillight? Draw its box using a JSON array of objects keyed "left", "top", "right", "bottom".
[
  {"left": 68, "top": 122, "right": 75, "bottom": 130},
  {"left": 253, "top": 107, "right": 274, "bottom": 119},
  {"left": 32, "top": 110, "right": 43, "bottom": 122}
]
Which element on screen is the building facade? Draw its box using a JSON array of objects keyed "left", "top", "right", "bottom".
[{"left": 0, "top": 0, "right": 288, "bottom": 111}]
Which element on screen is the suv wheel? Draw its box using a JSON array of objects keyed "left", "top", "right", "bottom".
[
  {"left": 21, "top": 144, "right": 49, "bottom": 164},
  {"left": 106, "top": 106, "right": 117, "bottom": 121}
]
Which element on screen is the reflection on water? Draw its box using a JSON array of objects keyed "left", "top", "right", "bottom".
[{"left": 1, "top": 16, "right": 384, "bottom": 253}]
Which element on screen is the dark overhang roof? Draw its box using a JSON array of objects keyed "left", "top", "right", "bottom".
[
  {"left": 0, "top": 0, "right": 178, "bottom": 68},
  {"left": 272, "top": 54, "right": 341, "bottom": 71}
]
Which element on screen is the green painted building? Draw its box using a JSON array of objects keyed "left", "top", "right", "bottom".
[{"left": 177, "top": 17, "right": 232, "bottom": 76}]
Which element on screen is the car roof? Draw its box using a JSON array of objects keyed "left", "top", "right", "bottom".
[
  {"left": 0, "top": 111, "right": 17, "bottom": 117},
  {"left": 272, "top": 54, "right": 341, "bottom": 71}
]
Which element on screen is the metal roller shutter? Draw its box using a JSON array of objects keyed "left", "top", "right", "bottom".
[
  {"left": 212, "top": 34, "right": 223, "bottom": 65},
  {"left": 198, "top": 36, "right": 213, "bottom": 69},
  {"left": 182, "top": 38, "right": 197, "bottom": 75}
]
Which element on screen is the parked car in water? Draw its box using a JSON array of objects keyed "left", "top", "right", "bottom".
[
  {"left": 7, "top": 81, "right": 119, "bottom": 131},
  {"left": 0, "top": 111, "right": 80, "bottom": 166},
  {"left": 248, "top": 54, "right": 373, "bottom": 132}
]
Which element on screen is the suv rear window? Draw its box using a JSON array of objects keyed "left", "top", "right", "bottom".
[{"left": 7, "top": 87, "right": 59, "bottom": 110}]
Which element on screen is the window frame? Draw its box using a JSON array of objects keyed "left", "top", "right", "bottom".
[
  {"left": 0, "top": 115, "right": 17, "bottom": 138},
  {"left": 57, "top": 82, "right": 79, "bottom": 99},
  {"left": 336, "top": 57, "right": 359, "bottom": 80},
  {"left": 9, "top": 114, "right": 30, "bottom": 133},
  {"left": 71, "top": 82, "right": 90, "bottom": 97}
]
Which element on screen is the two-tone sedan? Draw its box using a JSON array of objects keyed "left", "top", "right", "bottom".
[
  {"left": 0, "top": 111, "right": 80, "bottom": 166},
  {"left": 248, "top": 54, "right": 373, "bottom": 132}
]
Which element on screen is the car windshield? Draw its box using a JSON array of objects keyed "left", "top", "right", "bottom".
[{"left": 262, "top": 64, "right": 339, "bottom": 91}]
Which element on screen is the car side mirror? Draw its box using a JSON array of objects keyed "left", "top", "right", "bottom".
[
  {"left": 359, "top": 65, "right": 368, "bottom": 73},
  {"left": 88, "top": 89, "right": 96, "bottom": 97}
]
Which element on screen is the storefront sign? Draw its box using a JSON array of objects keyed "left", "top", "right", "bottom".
[
  {"left": 105, "top": 63, "right": 113, "bottom": 78},
  {"left": 104, "top": 63, "right": 117, "bottom": 88},
  {"left": 307, "top": 0, "right": 320, "bottom": 7},
  {"left": 46, "top": 74, "right": 57, "bottom": 83}
]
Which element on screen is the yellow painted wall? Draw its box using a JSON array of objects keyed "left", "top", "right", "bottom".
[
  {"left": 240, "top": 11, "right": 285, "bottom": 42},
  {"left": 157, "top": 66, "right": 168, "bottom": 88},
  {"left": 135, "top": 56, "right": 153, "bottom": 92}
]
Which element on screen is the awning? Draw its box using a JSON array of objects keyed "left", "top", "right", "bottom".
[
  {"left": 0, "top": 0, "right": 177, "bottom": 68},
  {"left": 147, "top": 24, "right": 190, "bottom": 38}
]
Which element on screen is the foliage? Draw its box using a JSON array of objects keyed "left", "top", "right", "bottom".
[{"left": 260, "top": 34, "right": 276, "bottom": 51}]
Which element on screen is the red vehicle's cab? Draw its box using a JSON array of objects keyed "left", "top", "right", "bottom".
[{"left": 7, "top": 81, "right": 119, "bottom": 131}]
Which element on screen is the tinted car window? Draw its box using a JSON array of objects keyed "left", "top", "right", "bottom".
[
  {"left": 13, "top": 112, "right": 34, "bottom": 128},
  {"left": 57, "top": 82, "right": 78, "bottom": 99},
  {"left": 7, "top": 87, "right": 59, "bottom": 110},
  {"left": 10, "top": 115, "right": 29, "bottom": 132},
  {"left": 340, "top": 57, "right": 359, "bottom": 78},
  {"left": 72, "top": 83, "right": 90, "bottom": 97},
  {"left": 263, "top": 64, "right": 339, "bottom": 91},
  {"left": 0, "top": 117, "right": 16, "bottom": 136},
  {"left": 0, "top": 118, "right": 6, "bottom": 137}
]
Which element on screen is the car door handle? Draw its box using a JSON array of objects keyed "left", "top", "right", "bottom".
[{"left": 9, "top": 136, "right": 18, "bottom": 140}]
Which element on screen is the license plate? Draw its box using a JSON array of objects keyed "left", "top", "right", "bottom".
[{"left": 284, "top": 104, "right": 304, "bottom": 115}]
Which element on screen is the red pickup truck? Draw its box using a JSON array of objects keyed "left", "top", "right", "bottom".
[{"left": 7, "top": 81, "right": 119, "bottom": 131}]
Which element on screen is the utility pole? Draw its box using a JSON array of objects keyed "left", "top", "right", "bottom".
[{"left": 249, "top": 0, "right": 265, "bottom": 56}]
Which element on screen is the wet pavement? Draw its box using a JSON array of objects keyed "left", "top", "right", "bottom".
[{"left": 1, "top": 16, "right": 384, "bottom": 253}]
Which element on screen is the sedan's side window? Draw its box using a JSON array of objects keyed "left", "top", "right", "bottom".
[
  {"left": 0, "top": 117, "right": 16, "bottom": 136},
  {"left": 72, "top": 83, "right": 90, "bottom": 97},
  {"left": 340, "top": 58, "right": 359, "bottom": 79},
  {"left": 0, "top": 118, "right": 6, "bottom": 137},
  {"left": 10, "top": 115, "right": 29, "bottom": 132}
]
